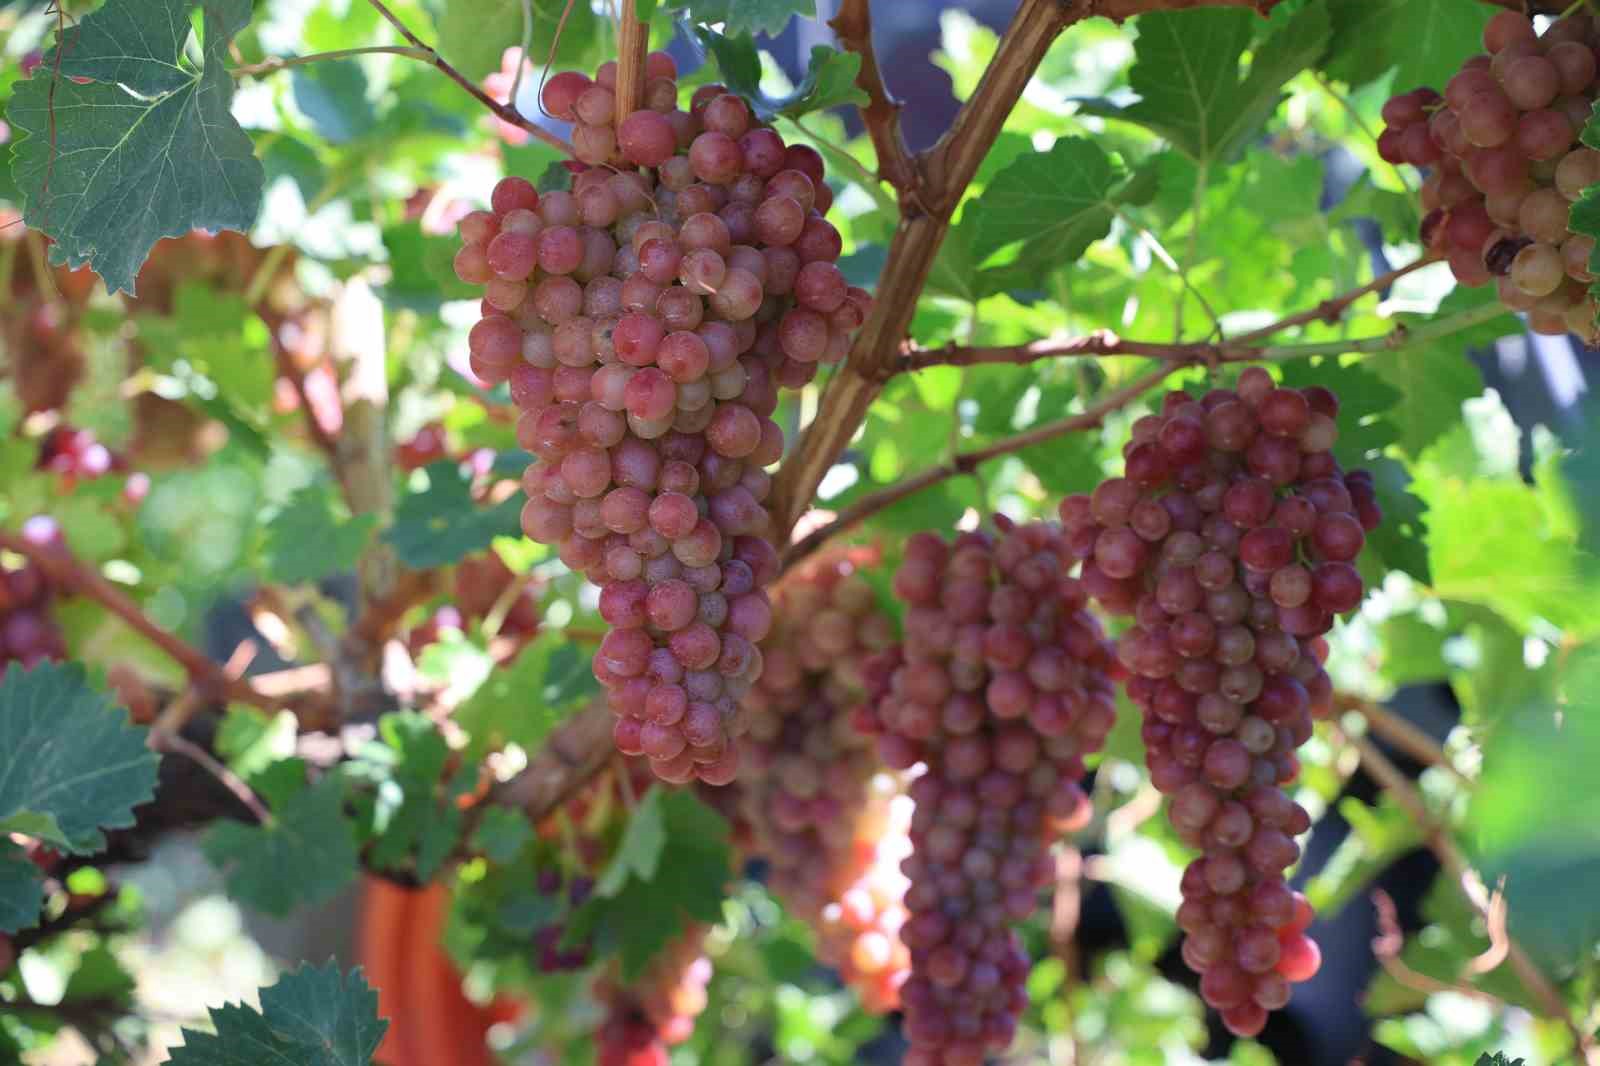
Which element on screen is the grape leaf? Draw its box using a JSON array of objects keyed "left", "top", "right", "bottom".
[
  {"left": 1367, "top": 289, "right": 1498, "bottom": 457},
  {"left": 667, "top": 0, "right": 815, "bottom": 38},
  {"left": 594, "top": 787, "right": 668, "bottom": 896},
  {"left": 202, "top": 774, "right": 358, "bottom": 917},
  {"left": 5, "top": 0, "right": 264, "bottom": 294},
  {"left": 1414, "top": 465, "right": 1597, "bottom": 634},
  {"left": 697, "top": 33, "right": 867, "bottom": 122},
  {"left": 262, "top": 484, "right": 378, "bottom": 585},
  {"left": 291, "top": 62, "right": 377, "bottom": 145},
  {"left": 1361, "top": 456, "right": 1432, "bottom": 583},
  {"left": 0, "top": 841, "right": 46, "bottom": 935},
  {"left": 1321, "top": 0, "right": 1493, "bottom": 95},
  {"left": 470, "top": 807, "right": 535, "bottom": 865},
  {"left": 455, "top": 631, "right": 598, "bottom": 761},
  {"left": 0, "top": 662, "right": 159, "bottom": 856},
  {"left": 163, "top": 960, "right": 387, "bottom": 1066},
  {"left": 384, "top": 460, "right": 524, "bottom": 568},
  {"left": 342, "top": 712, "right": 465, "bottom": 880},
  {"left": 964, "top": 137, "right": 1132, "bottom": 266},
  {"left": 565, "top": 790, "right": 729, "bottom": 978},
  {"left": 381, "top": 222, "right": 481, "bottom": 311},
  {"left": 1083, "top": 3, "right": 1330, "bottom": 164},
  {"left": 1303, "top": 792, "right": 1423, "bottom": 918},
  {"left": 438, "top": 0, "right": 600, "bottom": 81},
  {"left": 1475, "top": 1056, "right": 1526, "bottom": 1066}
]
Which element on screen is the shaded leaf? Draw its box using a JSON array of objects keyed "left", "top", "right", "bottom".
[
  {"left": 5, "top": 0, "right": 264, "bottom": 293},
  {"left": 203, "top": 775, "right": 358, "bottom": 917},
  {"left": 385, "top": 460, "right": 524, "bottom": 568},
  {"left": 262, "top": 484, "right": 377, "bottom": 585},
  {"left": 1322, "top": 0, "right": 1493, "bottom": 95},
  {"left": 0, "top": 841, "right": 45, "bottom": 935},
  {"left": 0, "top": 662, "right": 158, "bottom": 856},
  {"left": 164, "top": 960, "right": 387, "bottom": 1066},
  {"left": 697, "top": 33, "right": 867, "bottom": 121},
  {"left": 965, "top": 137, "right": 1130, "bottom": 266}
]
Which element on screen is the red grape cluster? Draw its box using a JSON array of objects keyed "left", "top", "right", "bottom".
[
  {"left": 732, "top": 548, "right": 910, "bottom": 1012},
  {"left": 861, "top": 519, "right": 1117, "bottom": 1066},
  {"left": 595, "top": 923, "right": 712, "bottom": 1066},
  {"left": 0, "top": 518, "right": 68, "bottom": 669},
  {"left": 1379, "top": 9, "right": 1600, "bottom": 342},
  {"left": 1057, "top": 367, "right": 1379, "bottom": 1037},
  {"left": 454, "top": 52, "right": 872, "bottom": 785}
]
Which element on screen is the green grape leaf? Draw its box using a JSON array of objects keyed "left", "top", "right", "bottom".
[
  {"left": 439, "top": 0, "right": 600, "bottom": 81},
  {"left": 594, "top": 787, "right": 668, "bottom": 897},
  {"left": 385, "top": 460, "right": 524, "bottom": 568},
  {"left": 1084, "top": 4, "right": 1330, "bottom": 164},
  {"left": 964, "top": 137, "right": 1135, "bottom": 267},
  {"left": 381, "top": 222, "right": 481, "bottom": 312},
  {"left": 291, "top": 62, "right": 377, "bottom": 145},
  {"left": 61, "top": 942, "right": 136, "bottom": 1003},
  {"left": 566, "top": 790, "right": 729, "bottom": 979},
  {"left": 1322, "top": 0, "right": 1493, "bottom": 94},
  {"left": 163, "top": 960, "right": 387, "bottom": 1066},
  {"left": 697, "top": 32, "right": 867, "bottom": 121},
  {"left": 1570, "top": 181, "right": 1600, "bottom": 298},
  {"left": 4, "top": 0, "right": 264, "bottom": 294},
  {"left": 202, "top": 775, "right": 358, "bottom": 917},
  {"left": 1475, "top": 1056, "right": 1526, "bottom": 1066},
  {"left": 343, "top": 712, "right": 464, "bottom": 880},
  {"left": 455, "top": 631, "right": 599, "bottom": 761},
  {"left": 668, "top": 0, "right": 815, "bottom": 38},
  {"left": 215, "top": 706, "right": 297, "bottom": 779},
  {"left": 1361, "top": 456, "right": 1432, "bottom": 583},
  {"left": 1303, "top": 792, "right": 1423, "bottom": 917},
  {"left": 470, "top": 807, "right": 535, "bottom": 865},
  {"left": 0, "top": 841, "right": 46, "bottom": 935},
  {"left": 1417, "top": 461, "right": 1597, "bottom": 634},
  {"left": 1367, "top": 289, "right": 1497, "bottom": 457},
  {"left": 0, "top": 662, "right": 159, "bottom": 856},
  {"left": 262, "top": 484, "right": 378, "bottom": 585}
]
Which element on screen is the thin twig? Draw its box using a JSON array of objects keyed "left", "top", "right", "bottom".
[
  {"left": 828, "top": 0, "right": 917, "bottom": 192},
  {"left": 902, "top": 298, "right": 1507, "bottom": 373},
  {"left": 1335, "top": 692, "right": 1471, "bottom": 786},
  {"left": 231, "top": 45, "right": 431, "bottom": 78},
  {"left": 1232, "top": 256, "right": 1437, "bottom": 345},
  {"left": 365, "top": 0, "right": 574, "bottom": 155},
  {"left": 0, "top": 530, "right": 287, "bottom": 711},
  {"left": 1353, "top": 733, "right": 1600, "bottom": 1064},
  {"left": 1371, "top": 887, "right": 1501, "bottom": 1002},
  {"left": 783, "top": 364, "right": 1172, "bottom": 567},
  {"left": 152, "top": 731, "right": 273, "bottom": 825}
]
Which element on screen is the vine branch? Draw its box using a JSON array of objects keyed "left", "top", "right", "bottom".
[
  {"left": 830, "top": 0, "right": 917, "bottom": 192},
  {"left": 364, "top": 0, "right": 574, "bottom": 156},
  {"left": 0, "top": 529, "right": 287, "bottom": 713},
  {"left": 614, "top": 0, "right": 650, "bottom": 117}
]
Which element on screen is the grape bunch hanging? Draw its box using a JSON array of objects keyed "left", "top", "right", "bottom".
[
  {"left": 861, "top": 519, "right": 1118, "bottom": 1066},
  {"left": 728, "top": 548, "right": 911, "bottom": 1013},
  {"left": 1379, "top": 9, "right": 1600, "bottom": 341},
  {"left": 1, "top": 518, "right": 67, "bottom": 669},
  {"left": 454, "top": 51, "right": 871, "bottom": 785},
  {"left": 1059, "top": 367, "right": 1379, "bottom": 1037}
]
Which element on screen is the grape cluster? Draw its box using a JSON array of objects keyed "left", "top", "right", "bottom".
[
  {"left": 595, "top": 924, "right": 713, "bottom": 1066},
  {"left": 1379, "top": 9, "right": 1600, "bottom": 342},
  {"left": 861, "top": 519, "right": 1117, "bottom": 1066},
  {"left": 1057, "top": 367, "right": 1378, "bottom": 1036},
  {"left": 455, "top": 52, "right": 871, "bottom": 785},
  {"left": 731, "top": 548, "right": 910, "bottom": 1012},
  {"left": 1, "top": 518, "right": 68, "bottom": 669}
]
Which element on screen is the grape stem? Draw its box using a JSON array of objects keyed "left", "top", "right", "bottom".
[
  {"left": 615, "top": 0, "right": 650, "bottom": 117},
  {"left": 900, "top": 293, "right": 1505, "bottom": 371},
  {"left": 230, "top": 45, "right": 432, "bottom": 78},
  {"left": 363, "top": 0, "right": 575, "bottom": 156},
  {"left": 1352, "top": 732, "right": 1600, "bottom": 1065},
  {"left": 0, "top": 529, "right": 291, "bottom": 714},
  {"left": 829, "top": 0, "right": 918, "bottom": 193}
]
